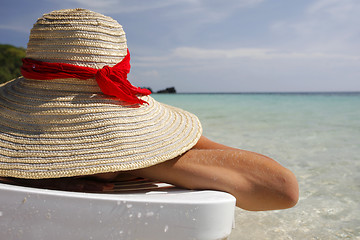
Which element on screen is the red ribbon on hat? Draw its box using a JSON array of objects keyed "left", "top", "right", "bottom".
[{"left": 21, "top": 49, "right": 151, "bottom": 105}]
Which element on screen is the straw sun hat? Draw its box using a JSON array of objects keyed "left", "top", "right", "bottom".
[{"left": 0, "top": 9, "right": 202, "bottom": 179}]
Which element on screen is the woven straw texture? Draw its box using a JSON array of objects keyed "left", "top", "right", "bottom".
[
  {"left": 26, "top": 8, "right": 128, "bottom": 69},
  {"left": 0, "top": 9, "right": 202, "bottom": 179}
]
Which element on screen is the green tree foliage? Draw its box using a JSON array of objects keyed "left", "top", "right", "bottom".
[{"left": 0, "top": 44, "right": 26, "bottom": 84}]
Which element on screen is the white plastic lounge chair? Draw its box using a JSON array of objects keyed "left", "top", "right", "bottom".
[{"left": 0, "top": 179, "right": 235, "bottom": 240}]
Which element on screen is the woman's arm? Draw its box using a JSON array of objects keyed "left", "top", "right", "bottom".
[{"left": 129, "top": 136, "right": 299, "bottom": 211}]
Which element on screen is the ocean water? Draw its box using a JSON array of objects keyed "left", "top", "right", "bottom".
[{"left": 152, "top": 93, "right": 360, "bottom": 240}]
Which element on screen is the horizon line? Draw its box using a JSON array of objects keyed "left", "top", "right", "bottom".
[{"left": 153, "top": 91, "right": 360, "bottom": 94}]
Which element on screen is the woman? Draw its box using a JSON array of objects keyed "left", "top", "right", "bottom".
[{"left": 0, "top": 9, "right": 298, "bottom": 211}]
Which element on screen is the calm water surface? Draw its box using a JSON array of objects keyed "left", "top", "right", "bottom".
[{"left": 153, "top": 93, "right": 360, "bottom": 240}]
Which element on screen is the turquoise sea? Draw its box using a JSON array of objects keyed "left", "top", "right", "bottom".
[{"left": 153, "top": 93, "right": 360, "bottom": 240}]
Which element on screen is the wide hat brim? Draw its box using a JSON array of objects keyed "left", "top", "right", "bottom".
[{"left": 0, "top": 77, "right": 202, "bottom": 179}]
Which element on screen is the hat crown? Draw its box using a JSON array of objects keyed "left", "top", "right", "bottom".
[{"left": 26, "top": 9, "right": 128, "bottom": 69}]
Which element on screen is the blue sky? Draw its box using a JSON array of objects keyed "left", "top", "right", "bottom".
[{"left": 1, "top": 0, "right": 359, "bottom": 92}]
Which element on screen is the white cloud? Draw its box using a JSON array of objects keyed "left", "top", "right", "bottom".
[
  {"left": 307, "top": 0, "right": 358, "bottom": 18},
  {"left": 139, "top": 70, "right": 160, "bottom": 77},
  {"left": 134, "top": 46, "right": 359, "bottom": 68},
  {"left": 172, "top": 47, "right": 274, "bottom": 59},
  {"left": 177, "top": 0, "right": 264, "bottom": 22},
  {"left": 131, "top": 45, "right": 360, "bottom": 92},
  {"left": 270, "top": 0, "right": 360, "bottom": 54}
]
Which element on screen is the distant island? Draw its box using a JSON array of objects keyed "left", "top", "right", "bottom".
[
  {"left": 156, "top": 87, "right": 176, "bottom": 94},
  {"left": 142, "top": 87, "right": 176, "bottom": 94}
]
